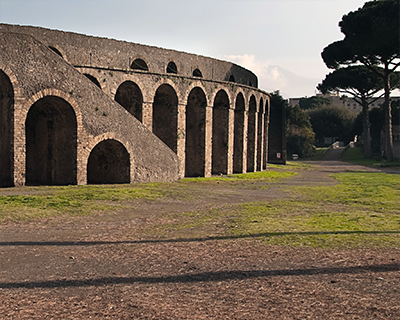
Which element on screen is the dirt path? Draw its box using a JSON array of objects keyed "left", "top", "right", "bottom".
[{"left": 0, "top": 161, "right": 399, "bottom": 319}]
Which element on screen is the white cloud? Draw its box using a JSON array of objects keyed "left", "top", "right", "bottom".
[{"left": 222, "top": 54, "right": 320, "bottom": 98}]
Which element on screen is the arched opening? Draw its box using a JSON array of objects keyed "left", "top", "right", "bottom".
[
  {"left": 0, "top": 70, "right": 14, "bottom": 187},
  {"left": 192, "top": 69, "right": 203, "bottom": 78},
  {"left": 229, "top": 75, "right": 235, "bottom": 83},
  {"left": 87, "top": 139, "right": 130, "bottom": 184},
  {"left": 131, "top": 58, "right": 149, "bottom": 71},
  {"left": 26, "top": 96, "right": 77, "bottom": 185},
  {"left": 233, "top": 93, "right": 245, "bottom": 173},
  {"left": 247, "top": 95, "right": 257, "bottom": 172},
  {"left": 48, "top": 46, "right": 63, "bottom": 58},
  {"left": 212, "top": 90, "right": 230, "bottom": 175},
  {"left": 153, "top": 84, "right": 178, "bottom": 153},
  {"left": 115, "top": 81, "right": 143, "bottom": 122},
  {"left": 257, "top": 98, "right": 264, "bottom": 171},
  {"left": 167, "top": 61, "right": 178, "bottom": 74},
  {"left": 185, "top": 87, "right": 207, "bottom": 177},
  {"left": 263, "top": 99, "right": 270, "bottom": 170},
  {"left": 84, "top": 73, "right": 102, "bottom": 89}
]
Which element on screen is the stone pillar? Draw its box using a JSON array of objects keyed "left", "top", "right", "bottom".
[
  {"left": 142, "top": 101, "right": 153, "bottom": 131},
  {"left": 177, "top": 102, "right": 186, "bottom": 178},
  {"left": 227, "top": 106, "right": 235, "bottom": 175},
  {"left": 204, "top": 105, "right": 213, "bottom": 177}
]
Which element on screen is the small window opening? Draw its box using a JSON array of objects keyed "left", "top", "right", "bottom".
[{"left": 167, "top": 61, "right": 178, "bottom": 74}]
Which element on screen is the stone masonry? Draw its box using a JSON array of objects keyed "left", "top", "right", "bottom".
[{"left": 0, "top": 24, "right": 270, "bottom": 187}]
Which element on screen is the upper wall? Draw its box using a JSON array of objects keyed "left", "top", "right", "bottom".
[{"left": 0, "top": 24, "right": 258, "bottom": 88}]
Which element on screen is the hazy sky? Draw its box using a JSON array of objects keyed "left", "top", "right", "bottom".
[{"left": 0, "top": 0, "right": 368, "bottom": 98}]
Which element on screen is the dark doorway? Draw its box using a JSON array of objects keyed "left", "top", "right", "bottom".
[
  {"left": 115, "top": 81, "right": 143, "bottom": 122},
  {"left": 25, "top": 96, "right": 77, "bottom": 185},
  {"left": 87, "top": 139, "right": 130, "bottom": 184},
  {"left": 0, "top": 70, "right": 14, "bottom": 187},
  {"left": 185, "top": 87, "right": 207, "bottom": 177},
  {"left": 212, "top": 90, "right": 230, "bottom": 175}
]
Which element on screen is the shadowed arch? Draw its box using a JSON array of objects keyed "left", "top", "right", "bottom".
[
  {"left": 115, "top": 81, "right": 143, "bottom": 122},
  {"left": 212, "top": 90, "right": 230, "bottom": 175},
  {"left": 87, "top": 139, "right": 130, "bottom": 184},
  {"left": 25, "top": 96, "right": 77, "bottom": 185},
  {"left": 233, "top": 92, "right": 245, "bottom": 173},
  {"left": 0, "top": 70, "right": 14, "bottom": 187},
  {"left": 192, "top": 69, "right": 203, "bottom": 78},
  {"left": 263, "top": 99, "right": 270, "bottom": 170},
  {"left": 48, "top": 46, "right": 63, "bottom": 58},
  {"left": 185, "top": 87, "right": 207, "bottom": 177},
  {"left": 247, "top": 95, "right": 257, "bottom": 172},
  {"left": 167, "top": 61, "right": 178, "bottom": 74},
  {"left": 153, "top": 84, "right": 178, "bottom": 153},
  {"left": 84, "top": 73, "right": 101, "bottom": 89},
  {"left": 257, "top": 98, "right": 264, "bottom": 171},
  {"left": 131, "top": 58, "right": 149, "bottom": 71}
]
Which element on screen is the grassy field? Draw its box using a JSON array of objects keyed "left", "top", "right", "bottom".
[{"left": 1, "top": 164, "right": 399, "bottom": 249}]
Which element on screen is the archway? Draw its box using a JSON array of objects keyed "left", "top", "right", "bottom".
[
  {"left": 87, "top": 139, "right": 130, "bottom": 184},
  {"left": 131, "top": 59, "right": 149, "bottom": 71},
  {"left": 233, "top": 93, "right": 245, "bottom": 173},
  {"left": 247, "top": 95, "right": 257, "bottom": 172},
  {"left": 192, "top": 69, "right": 203, "bottom": 78},
  {"left": 84, "top": 73, "right": 102, "bottom": 89},
  {"left": 212, "top": 90, "right": 230, "bottom": 175},
  {"left": 263, "top": 99, "right": 269, "bottom": 170},
  {"left": 0, "top": 70, "right": 14, "bottom": 187},
  {"left": 153, "top": 84, "right": 178, "bottom": 153},
  {"left": 185, "top": 87, "right": 207, "bottom": 177},
  {"left": 257, "top": 98, "right": 264, "bottom": 171},
  {"left": 115, "top": 81, "right": 143, "bottom": 122},
  {"left": 25, "top": 96, "right": 77, "bottom": 185},
  {"left": 167, "top": 61, "right": 178, "bottom": 74}
]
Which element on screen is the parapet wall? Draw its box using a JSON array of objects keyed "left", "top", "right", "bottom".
[{"left": 0, "top": 24, "right": 258, "bottom": 87}]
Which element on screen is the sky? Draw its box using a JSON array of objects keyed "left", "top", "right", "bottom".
[{"left": 0, "top": 0, "right": 369, "bottom": 98}]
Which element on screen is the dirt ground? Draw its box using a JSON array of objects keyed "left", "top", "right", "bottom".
[{"left": 0, "top": 161, "right": 399, "bottom": 319}]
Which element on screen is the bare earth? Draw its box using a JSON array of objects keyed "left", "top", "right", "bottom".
[{"left": 0, "top": 161, "right": 399, "bottom": 319}]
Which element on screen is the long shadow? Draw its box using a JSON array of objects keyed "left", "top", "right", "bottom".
[
  {"left": 1, "top": 263, "right": 398, "bottom": 289},
  {"left": 1, "top": 230, "right": 400, "bottom": 247}
]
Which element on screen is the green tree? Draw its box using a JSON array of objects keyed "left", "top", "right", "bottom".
[
  {"left": 298, "top": 96, "right": 331, "bottom": 110},
  {"left": 321, "top": 0, "right": 400, "bottom": 161},
  {"left": 318, "top": 66, "right": 384, "bottom": 158},
  {"left": 308, "top": 106, "right": 356, "bottom": 145},
  {"left": 286, "top": 105, "right": 315, "bottom": 158}
]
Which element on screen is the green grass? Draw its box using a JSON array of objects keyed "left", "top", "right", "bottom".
[
  {"left": 2, "top": 167, "right": 400, "bottom": 249},
  {"left": 342, "top": 147, "right": 400, "bottom": 167},
  {"left": 150, "top": 171, "right": 400, "bottom": 248}
]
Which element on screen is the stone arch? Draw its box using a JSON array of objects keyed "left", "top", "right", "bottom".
[
  {"left": 257, "top": 97, "right": 264, "bottom": 171},
  {"left": 185, "top": 87, "right": 207, "bottom": 177},
  {"left": 25, "top": 95, "right": 77, "bottom": 185},
  {"left": 247, "top": 95, "right": 257, "bottom": 172},
  {"left": 192, "top": 68, "right": 203, "bottom": 78},
  {"left": 0, "top": 69, "right": 14, "bottom": 187},
  {"left": 84, "top": 73, "right": 102, "bottom": 89},
  {"left": 212, "top": 89, "right": 230, "bottom": 175},
  {"left": 48, "top": 46, "right": 63, "bottom": 58},
  {"left": 153, "top": 84, "right": 178, "bottom": 153},
  {"left": 87, "top": 139, "right": 130, "bottom": 184},
  {"left": 115, "top": 80, "right": 143, "bottom": 122},
  {"left": 263, "top": 98, "right": 270, "bottom": 170},
  {"left": 167, "top": 61, "right": 178, "bottom": 74},
  {"left": 233, "top": 92, "right": 245, "bottom": 174},
  {"left": 131, "top": 58, "right": 149, "bottom": 71}
]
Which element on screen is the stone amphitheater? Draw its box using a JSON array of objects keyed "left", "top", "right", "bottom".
[{"left": 0, "top": 24, "right": 270, "bottom": 187}]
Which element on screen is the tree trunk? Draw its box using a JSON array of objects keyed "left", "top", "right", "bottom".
[
  {"left": 383, "top": 65, "right": 393, "bottom": 161},
  {"left": 361, "top": 96, "right": 371, "bottom": 159}
]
